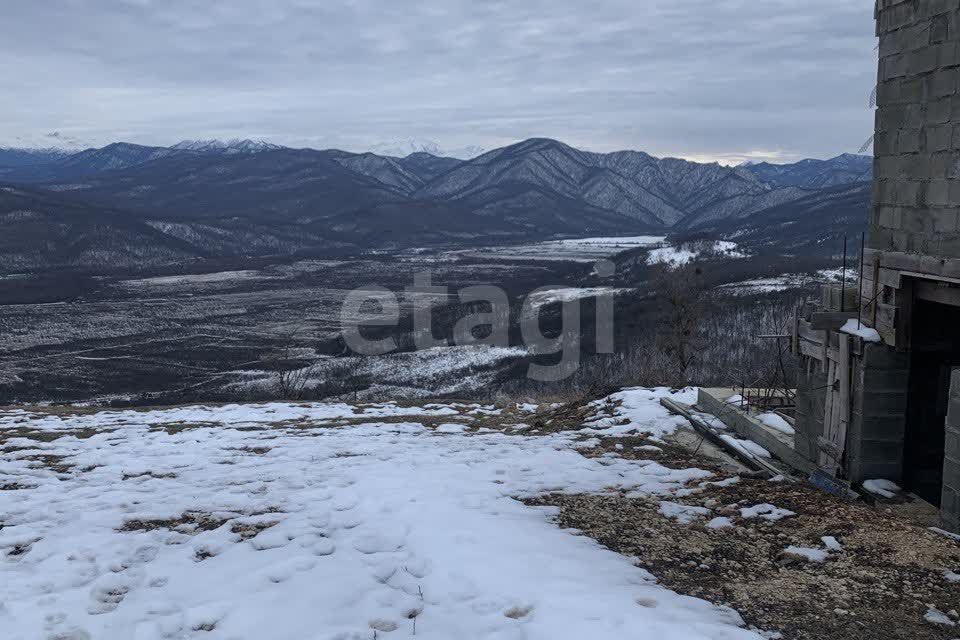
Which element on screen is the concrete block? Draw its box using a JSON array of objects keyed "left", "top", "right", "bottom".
[
  {"left": 876, "top": 155, "right": 899, "bottom": 179},
  {"left": 911, "top": 45, "right": 941, "bottom": 74},
  {"left": 945, "top": 429, "right": 960, "bottom": 459},
  {"left": 930, "top": 69, "right": 957, "bottom": 97},
  {"left": 862, "top": 368, "right": 911, "bottom": 391},
  {"left": 928, "top": 179, "right": 951, "bottom": 205},
  {"left": 942, "top": 485, "right": 960, "bottom": 533},
  {"left": 867, "top": 227, "right": 894, "bottom": 251},
  {"left": 877, "top": 204, "right": 903, "bottom": 229},
  {"left": 864, "top": 343, "right": 910, "bottom": 369},
  {"left": 875, "top": 131, "right": 896, "bottom": 156},
  {"left": 868, "top": 227, "right": 896, "bottom": 250},
  {"left": 936, "top": 232, "right": 960, "bottom": 257},
  {"left": 903, "top": 207, "right": 932, "bottom": 232},
  {"left": 939, "top": 41, "right": 960, "bottom": 67},
  {"left": 907, "top": 103, "right": 926, "bottom": 128},
  {"left": 862, "top": 391, "right": 911, "bottom": 414},
  {"left": 928, "top": 96, "right": 952, "bottom": 124},
  {"left": 931, "top": 124, "right": 955, "bottom": 152},
  {"left": 878, "top": 78, "right": 903, "bottom": 106},
  {"left": 857, "top": 414, "right": 909, "bottom": 441},
  {"left": 877, "top": 179, "right": 897, "bottom": 205},
  {"left": 919, "top": 0, "right": 960, "bottom": 21},
  {"left": 885, "top": 53, "right": 909, "bottom": 80},
  {"left": 885, "top": 52, "right": 909, "bottom": 80},
  {"left": 897, "top": 180, "right": 922, "bottom": 205},
  {"left": 904, "top": 20, "right": 933, "bottom": 50},
  {"left": 882, "top": 105, "right": 910, "bottom": 130},
  {"left": 880, "top": 2, "right": 917, "bottom": 32},
  {"left": 898, "top": 128, "right": 922, "bottom": 154},
  {"left": 931, "top": 13, "right": 950, "bottom": 43},
  {"left": 933, "top": 207, "right": 960, "bottom": 232},
  {"left": 952, "top": 123, "right": 960, "bottom": 149},
  {"left": 902, "top": 76, "right": 927, "bottom": 103},
  {"left": 931, "top": 150, "right": 953, "bottom": 177}
]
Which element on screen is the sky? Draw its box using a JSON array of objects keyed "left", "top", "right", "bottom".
[{"left": 0, "top": 0, "right": 877, "bottom": 164}]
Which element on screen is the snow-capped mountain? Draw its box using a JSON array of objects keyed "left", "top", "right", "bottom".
[
  {"left": 367, "top": 139, "right": 485, "bottom": 160},
  {"left": 0, "top": 131, "right": 94, "bottom": 154},
  {"left": 171, "top": 138, "right": 285, "bottom": 154},
  {"left": 0, "top": 131, "right": 97, "bottom": 169}
]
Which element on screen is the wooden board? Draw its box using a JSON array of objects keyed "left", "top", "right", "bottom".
[{"left": 818, "top": 333, "right": 851, "bottom": 477}]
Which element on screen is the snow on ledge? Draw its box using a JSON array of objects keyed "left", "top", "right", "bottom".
[{"left": 839, "top": 319, "right": 881, "bottom": 342}]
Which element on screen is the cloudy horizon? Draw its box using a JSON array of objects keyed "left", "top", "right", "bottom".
[{"left": 2, "top": 0, "right": 877, "bottom": 164}]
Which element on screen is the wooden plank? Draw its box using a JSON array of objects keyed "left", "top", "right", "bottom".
[
  {"left": 819, "top": 359, "right": 837, "bottom": 472},
  {"left": 898, "top": 277, "right": 914, "bottom": 352},
  {"left": 798, "top": 320, "right": 826, "bottom": 345},
  {"left": 877, "top": 267, "right": 902, "bottom": 289},
  {"left": 836, "top": 334, "right": 851, "bottom": 467},
  {"left": 915, "top": 280, "right": 960, "bottom": 307},
  {"left": 867, "top": 249, "right": 960, "bottom": 280},
  {"left": 800, "top": 339, "right": 824, "bottom": 361},
  {"left": 871, "top": 255, "right": 881, "bottom": 326}
]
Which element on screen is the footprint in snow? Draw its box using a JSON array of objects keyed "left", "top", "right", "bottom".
[
  {"left": 264, "top": 557, "right": 317, "bottom": 583},
  {"left": 45, "top": 629, "right": 91, "bottom": 640},
  {"left": 403, "top": 556, "right": 432, "bottom": 579},
  {"left": 87, "top": 575, "right": 134, "bottom": 615},
  {"left": 312, "top": 539, "right": 336, "bottom": 556},
  {"left": 352, "top": 530, "right": 407, "bottom": 554},
  {"left": 332, "top": 494, "right": 360, "bottom": 511},
  {"left": 368, "top": 619, "right": 398, "bottom": 632}
]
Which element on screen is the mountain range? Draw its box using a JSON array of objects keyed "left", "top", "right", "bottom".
[{"left": 0, "top": 137, "right": 871, "bottom": 272}]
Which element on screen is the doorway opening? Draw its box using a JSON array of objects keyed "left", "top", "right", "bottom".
[{"left": 903, "top": 298, "right": 960, "bottom": 505}]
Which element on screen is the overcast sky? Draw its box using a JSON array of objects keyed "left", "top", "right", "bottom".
[{"left": 1, "top": 0, "right": 876, "bottom": 163}]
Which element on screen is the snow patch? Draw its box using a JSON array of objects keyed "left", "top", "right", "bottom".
[
  {"left": 862, "top": 478, "right": 901, "bottom": 499},
  {"left": 839, "top": 319, "right": 881, "bottom": 343},
  {"left": 739, "top": 504, "right": 796, "bottom": 522},
  {"left": 782, "top": 546, "right": 829, "bottom": 563},
  {"left": 757, "top": 413, "right": 794, "bottom": 436}
]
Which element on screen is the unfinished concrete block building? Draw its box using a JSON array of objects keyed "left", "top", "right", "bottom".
[{"left": 794, "top": 0, "right": 960, "bottom": 532}]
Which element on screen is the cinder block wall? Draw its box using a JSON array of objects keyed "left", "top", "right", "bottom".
[
  {"left": 872, "top": 0, "right": 960, "bottom": 257},
  {"left": 847, "top": 343, "right": 911, "bottom": 483}
]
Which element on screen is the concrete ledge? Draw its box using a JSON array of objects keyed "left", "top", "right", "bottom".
[{"left": 696, "top": 388, "right": 817, "bottom": 475}]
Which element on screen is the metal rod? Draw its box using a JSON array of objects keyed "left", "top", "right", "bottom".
[
  {"left": 840, "top": 236, "right": 848, "bottom": 312},
  {"left": 857, "top": 231, "right": 865, "bottom": 328}
]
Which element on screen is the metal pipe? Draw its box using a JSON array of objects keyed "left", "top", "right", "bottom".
[
  {"left": 857, "top": 232, "right": 865, "bottom": 328},
  {"left": 840, "top": 236, "right": 848, "bottom": 312}
]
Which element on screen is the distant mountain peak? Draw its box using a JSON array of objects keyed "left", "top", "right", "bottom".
[
  {"left": 171, "top": 138, "right": 284, "bottom": 154},
  {"left": 367, "top": 139, "right": 485, "bottom": 160},
  {"left": 0, "top": 131, "right": 94, "bottom": 153}
]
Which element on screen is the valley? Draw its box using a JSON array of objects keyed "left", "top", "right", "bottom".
[{"left": 0, "top": 137, "right": 870, "bottom": 404}]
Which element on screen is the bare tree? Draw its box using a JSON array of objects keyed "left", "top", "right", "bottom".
[
  {"left": 262, "top": 326, "right": 317, "bottom": 400},
  {"left": 652, "top": 263, "right": 709, "bottom": 386}
]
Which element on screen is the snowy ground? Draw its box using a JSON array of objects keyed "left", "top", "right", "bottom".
[
  {"left": 0, "top": 390, "right": 763, "bottom": 640},
  {"left": 453, "top": 236, "right": 666, "bottom": 262}
]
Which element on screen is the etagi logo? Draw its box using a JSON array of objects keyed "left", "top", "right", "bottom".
[{"left": 339, "top": 262, "right": 616, "bottom": 381}]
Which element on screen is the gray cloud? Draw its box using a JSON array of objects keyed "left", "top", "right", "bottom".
[{"left": 0, "top": 0, "right": 877, "bottom": 162}]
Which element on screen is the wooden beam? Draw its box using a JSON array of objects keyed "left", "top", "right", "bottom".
[
  {"left": 810, "top": 311, "right": 858, "bottom": 330},
  {"left": 915, "top": 280, "right": 960, "bottom": 307}
]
